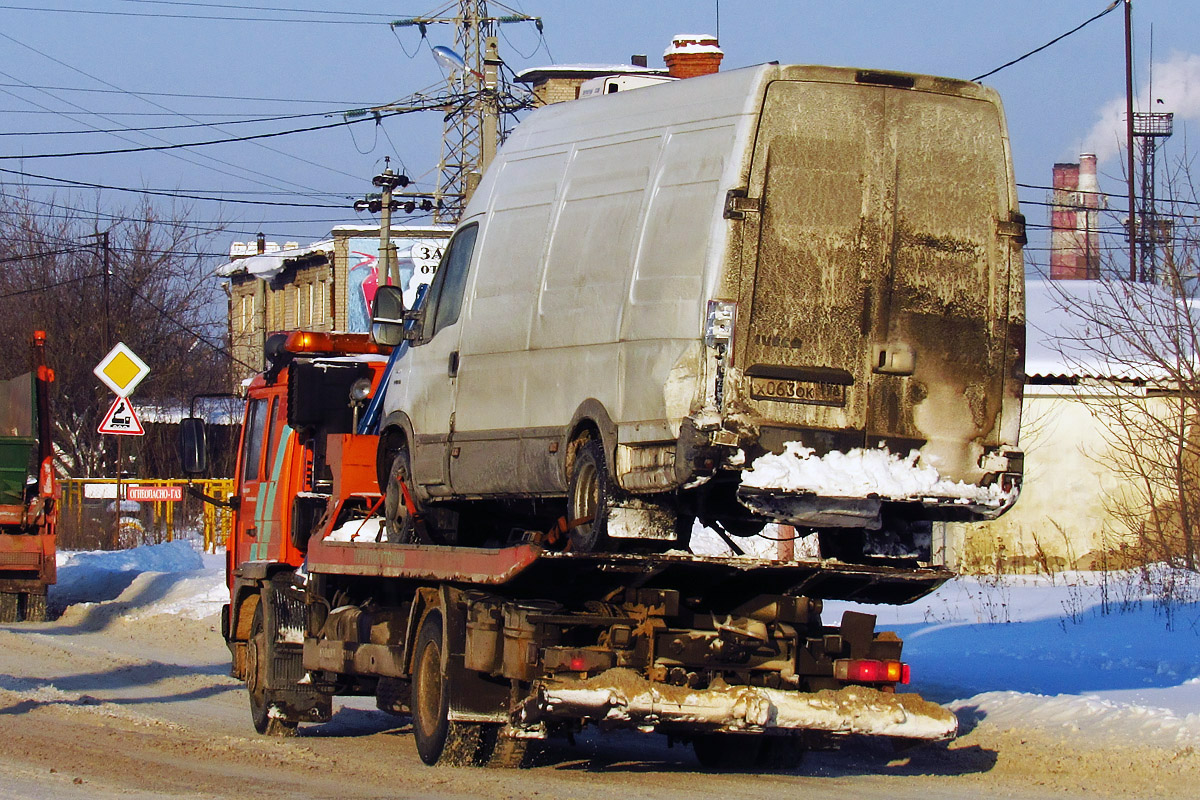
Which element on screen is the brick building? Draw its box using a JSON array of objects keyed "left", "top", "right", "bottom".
[{"left": 219, "top": 225, "right": 450, "bottom": 388}]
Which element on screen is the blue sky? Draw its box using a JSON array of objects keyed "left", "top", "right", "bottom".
[{"left": 0, "top": 1, "right": 1196, "bottom": 271}]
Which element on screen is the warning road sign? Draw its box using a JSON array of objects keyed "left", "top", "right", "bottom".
[{"left": 98, "top": 396, "right": 145, "bottom": 436}]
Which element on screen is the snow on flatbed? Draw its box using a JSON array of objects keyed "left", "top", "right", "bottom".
[{"left": 741, "top": 443, "right": 1012, "bottom": 506}]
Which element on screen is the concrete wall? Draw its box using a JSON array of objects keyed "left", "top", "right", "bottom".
[{"left": 950, "top": 384, "right": 1180, "bottom": 573}]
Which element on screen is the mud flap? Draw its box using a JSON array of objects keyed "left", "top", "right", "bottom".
[{"left": 265, "top": 580, "right": 332, "bottom": 724}]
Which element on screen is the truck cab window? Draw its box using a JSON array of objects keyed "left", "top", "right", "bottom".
[
  {"left": 241, "top": 398, "right": 268, "bottom": 483},
  {"left": 424, "top": 223, "right": 479, "bottom": 339}
]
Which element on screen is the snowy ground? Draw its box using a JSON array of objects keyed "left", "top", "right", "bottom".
[
  {"left": 830, "top": 571, "right": 1200, "bottom": 750},
  {"left": 0, "top": 542, "right": 1196, "bottom": 798}
]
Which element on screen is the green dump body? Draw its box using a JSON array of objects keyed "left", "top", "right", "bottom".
[{"left": 0, "top": 372, "right": 35, "bottom": 507}]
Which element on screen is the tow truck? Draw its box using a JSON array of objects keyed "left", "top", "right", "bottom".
[{"left": 182, "top": 326, "right": 959, "bottom": 768}]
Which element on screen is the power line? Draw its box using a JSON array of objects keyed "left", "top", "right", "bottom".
[
  {"left": 0, "top": 30, "right": 347, "bottom": 195},
  {"left": 0, "top": 111, "right": 407, "bottom": 160},
  {"left": 0, "top": 82, "right": 379, "bottom": 105},
  {"left": 0, "top": 244, "right": 92, "bottom": 265},
  {"left": 0, "top": 3, "right": 402, "bottom": 25},
  {"left": 1018, "top": 181, "right": 1200, "bottom": 213},
  {"left": 0, "top": 271, "right": 103, "bottom": 297},
  {"left": 0, "top": 110, "right": 348, "bottom": 136},
  {"left": 0, "top": 164, "right": 349, "bottom": 207},
  {"left": 972, "top": 2, "right": 1121, "bottom": 82},
  {"left": 119, "top": 1, "right": 408, "bottom": 19}
]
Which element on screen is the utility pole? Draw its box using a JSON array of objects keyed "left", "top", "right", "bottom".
[
  {"left": 355, "top": 160, "right": 410, "bottom": 287},
  {"left": 1125, "top": 0, "right": 1137, "bottom": 281},
  {"left": 390, "top": 2, "right": 540, "bottom": 223},
  {"left": 90, "top": 230, "right": 113, "bottom": 347}
]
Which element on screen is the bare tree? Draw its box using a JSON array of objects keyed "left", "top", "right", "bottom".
[
  {"left": 0, "top": 187, "right": 230, "bottom": 478},
  {"left": 1045, "top": 152, "right": 1200, "bottom": 572}
]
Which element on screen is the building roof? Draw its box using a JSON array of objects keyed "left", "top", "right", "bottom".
[
  {"left": 215, "top": 240, "right": 333, "bottom": 279},
  {"left": 515, "top": 63, "right": 669, "bottom": 84},
  {"left": 1026, "top": 278, "right": 1199, "bottom": 382}
]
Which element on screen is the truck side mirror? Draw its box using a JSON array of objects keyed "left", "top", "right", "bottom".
[
  {"left": 179, "top": 417, "right": 208, "bottom": 475},
  {"left": 370, "top": 285, "right": 407, "bottom": 347}
]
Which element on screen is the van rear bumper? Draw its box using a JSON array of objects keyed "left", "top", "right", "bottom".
[{"left": 735, "top": 485, "right": 1020, "bottom": 528}]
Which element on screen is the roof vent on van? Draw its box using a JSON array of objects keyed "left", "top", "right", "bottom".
[{"left": 854, "top": 70, "right": 916, "bottom": 89}]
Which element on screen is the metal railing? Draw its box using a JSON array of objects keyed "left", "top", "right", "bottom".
[{"left": 59, "top": 478, "right": 235, "bottom": 553}]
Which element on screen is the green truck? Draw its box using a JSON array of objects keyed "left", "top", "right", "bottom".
[{"left": 0, "top": 331, "right": 57, "bottom": 622}]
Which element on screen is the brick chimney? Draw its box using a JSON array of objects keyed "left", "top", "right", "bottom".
[
  {"left": 663, "top": 34, "right": 723, "bottom": 78},
  {"left": 1050, "top": 153, "right": 1104, "bottom": 280}
]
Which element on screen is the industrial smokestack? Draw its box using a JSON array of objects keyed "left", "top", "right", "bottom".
[{"left": 1050, "top": 154, "right": 1104, "bottom": 280}]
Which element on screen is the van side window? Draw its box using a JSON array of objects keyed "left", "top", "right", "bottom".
[{"left": 424, "top": 223, "right": 479, "bottom": 339}]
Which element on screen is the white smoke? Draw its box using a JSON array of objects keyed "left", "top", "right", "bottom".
[{"left": 1083, "top": 51, "right": 1200, "bottom": 162}]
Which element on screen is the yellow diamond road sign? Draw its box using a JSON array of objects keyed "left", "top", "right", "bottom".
[{"left": 94, "top": 343, "right": 150, "bottom": 397}]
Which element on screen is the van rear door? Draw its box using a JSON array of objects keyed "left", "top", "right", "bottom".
[{"left": 734, "top": 73, "right": 1020, "bottom": 483}]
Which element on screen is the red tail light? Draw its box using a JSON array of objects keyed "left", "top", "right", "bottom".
[{"left": 833, "top": 658, "right": 909, "bottom": 685}]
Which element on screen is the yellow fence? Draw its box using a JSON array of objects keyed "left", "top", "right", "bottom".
[{"left": 60, "top": 478, "right": 236, "bottom": 553}]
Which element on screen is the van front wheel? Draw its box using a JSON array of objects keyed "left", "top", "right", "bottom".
[
  {"left": 567, "top": 438, "right": 614, "bottom": 553},
  {"left": 384, "top": 448, "right": 420, "bottom": 544}
]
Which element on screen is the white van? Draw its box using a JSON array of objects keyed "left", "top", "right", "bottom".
[{"left": 372, "top": 63, "right": 1025, "bottom": 557}]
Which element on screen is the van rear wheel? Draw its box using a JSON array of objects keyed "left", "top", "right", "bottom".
[{"left": 567, "top": 438, "right": 614, "bottom": 553}]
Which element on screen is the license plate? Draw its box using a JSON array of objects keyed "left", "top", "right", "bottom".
[{"left": 749, "top": 376, "right": 846, "bottom": 406}]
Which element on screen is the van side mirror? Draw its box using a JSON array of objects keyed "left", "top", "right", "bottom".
[
  {"left": 179, "top": 417, "right": 208, "bottom": 475},
  {"left": 371, "top": 285, "right": 407, "bottom": 347}
]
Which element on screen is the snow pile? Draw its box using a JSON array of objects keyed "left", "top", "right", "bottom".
[
  {"left": 830, "top": 571, "right": 1200, "bottom": 749},
  {"left": 52, "top": 542, "right": 224, "bottom": 621},
  {"left": 325, "top": 517, "right": 386, "bottom": 542},
  {"left": 740, "top": 443, "right": 1009, "bottom": 506},
  {"left": 688, "top": 522, "right": 801, "bottom": 559}
]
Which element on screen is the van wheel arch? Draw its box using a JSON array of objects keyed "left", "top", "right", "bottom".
[
  {"left": 377, "top": 412, "right": 414, "bottom": 493},
  {"left": 564, "top": 401, "right": 618, "bottom": 482}
]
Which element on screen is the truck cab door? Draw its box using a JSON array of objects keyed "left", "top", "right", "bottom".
[
  {"left": 401, "top": 223, "right": 479, "bottom": 497},
  {"left": 232, "top": 392, "right": 292, "bottom": 565}
]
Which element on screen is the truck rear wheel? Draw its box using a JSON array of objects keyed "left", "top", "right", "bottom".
[
  {"left": 247, "top": 602, "right": 298, "bottom": 737},
  {"left": 24, "top": 592, "right": 46, "bottom": 622},
  {"left": 411, "top": 610, "right": 486, "bottom": 766},
  {"left": 0, "top": 592, "right": 17, "bottom": 623}
]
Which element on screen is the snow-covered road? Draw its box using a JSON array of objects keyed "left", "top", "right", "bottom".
[{"left": 0, "top": 543, "right": 1196, "bottom": 799}]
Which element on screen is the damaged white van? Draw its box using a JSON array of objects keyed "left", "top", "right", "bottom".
[{"left": 371, "top": 63, "right": 1025, "bottom": 560}]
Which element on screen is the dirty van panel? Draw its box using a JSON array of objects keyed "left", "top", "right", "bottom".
[
  {"left": 736, "top": 78, "right": 1017, "bottom": 483},
  {"left": 868, "top": 89, "right": 1015, "bottom": 480},
  {"left": 735, "top": 80, "right": 881, "bottom": 439}
]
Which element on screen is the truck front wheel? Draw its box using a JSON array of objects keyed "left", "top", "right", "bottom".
[{"left": 247, "top": 602, "right": 297, "bottom": 737}]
